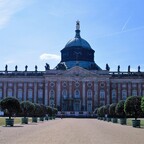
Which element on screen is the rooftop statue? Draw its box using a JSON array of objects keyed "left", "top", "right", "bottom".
[
  {"left": 128, "top": 65, "right": 130, "bottom": 72},
  {"left": 118, "top": 65, "right": 120, "bottom": 72},
  {"left": 15, "top": 65, "right": 18, "bottom": 72},
  {"left": 25, "top": 65, "right": 28, "bottom": 72},
  {"left": 138, "top": 65, "right": 140, "bottom": 72},
  {"left": 106, "top": 64, "right": 110, "bottom": 71},
  {"left": 5, "top": 64, "right": 8, "bottom": 72},
  {"left": 45, "top": 63, "right": 50, "bottom": 71},
  {"left": 35, "top": 65, "right": 38, "bottom": 72}
]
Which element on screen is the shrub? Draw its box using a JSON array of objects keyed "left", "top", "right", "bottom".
[
  {"left": 104, "top": 105, "right": 110, "bottom": 117},
  {"left": 109, "top": 103, "right": 117, "bottom": 118},
  {"left": 98, "top": 106, "right": 105, "bottom": 117},
  {"left": 124, "top": 96, "right": 142, "bottom": 120},
  {"left": 46, "top": 106, "right": 53, "bottom": 116},
  {"left": 141, "top": 96, "right": 144, "bottom": 112},
  {"left": 40, "top": 104, "right": 47, "bottom": 117},
  {"left": 20, "top": 101, "right": 35, "bottom": 117},
  {"left": 33, "top": 103, "right": 41, "bottom": 117},
  {"left": 53, "top": 108, "right": 58, "bottom": 115},
  {"left": 115, "top": 100, "right": 126, "bottom": 118},
  {"left": 0, "top": 97, "right": 21, "bottom": 119}
]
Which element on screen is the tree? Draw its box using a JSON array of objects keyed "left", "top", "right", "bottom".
[
  {"left": 0, "top": 97, "right": 21, "bottom": 119},
  {"left": 124, "top": 96, "right": 142, "bottom": 120},
  {"left": 109, "top": 103, "right": 117, "bottom": 118},
  {"left": 115, "top": 100, "right": 126, "bottom": 118},
  {"left": 46, "top": 106, "right": 53, "bottom": 117},
  {"left": 104, "top": 105, "right": 110, "bottom": 117},
  {"left": 141, "top": 96, "right": 144, "bottom": 112},
  {"left": 33, "top": 103, "right": 41, "bottom": 117},
  {"left": 20, "top": 101, "right": 35, "bottom": 117}
]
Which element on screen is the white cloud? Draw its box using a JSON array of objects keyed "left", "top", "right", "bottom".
[
  {"left": 0, "top": 0, "right": 28, "bottom": 29},
  {"left": 40, "top": 53, "right": 61, "bottom": 61}
]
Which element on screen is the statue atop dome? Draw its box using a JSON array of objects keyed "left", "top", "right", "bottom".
[{"left": 76, "top": 20, "right": 80, "bottom": 30}]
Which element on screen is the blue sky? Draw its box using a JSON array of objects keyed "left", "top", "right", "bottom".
[{"left": 0, "top": 0, "right": 144, "bottom": 71}]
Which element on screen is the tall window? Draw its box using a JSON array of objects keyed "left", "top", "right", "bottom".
[
  {"left": 18, "top": 89, "right": 23, "bottom": 101},
  {"left": 99, "top": 90, "right": 105, "bottom": 106},
  {"left": 8, "top": 89, "right": 13, "bottom": 97},
  {"left": 122, "top": 90, "right": 127, "bottom": 100},
  {"left": 87, "top": 89, "right": 92, "bottom": 99},
  {"left": 28, "top": 89, "right": 33, "bottom": 102},
  {"left": 0, "top": 89, "right": 2, "bottom": 100},
  {"left": 87, "top": 101, "right": 92, "bottom": 112},
  {"left": 132, "top": 90, "right": 137, "bottom": 96},
  {"left": 38, "top": 89, "right": 43, "bottom": 104},
  {"left": 74, "top": 89, "right": 80, "bottom": 98},
  {"left": 112, "top": 89, "right": 116, "bottom": 103}
]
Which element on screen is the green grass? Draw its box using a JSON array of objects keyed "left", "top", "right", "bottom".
[
  {"left": 0, "top": 117, "right": 32, "bottom": 126},
  {"left": 126, "top": 118, "right": 144, "bottom": 127}
]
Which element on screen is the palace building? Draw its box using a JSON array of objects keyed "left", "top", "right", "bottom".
[{"left": 0, "top": 21, "right": 144, "bottom": 113}]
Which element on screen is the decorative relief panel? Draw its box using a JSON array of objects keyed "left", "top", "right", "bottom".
[
  {"left": 87, "top": 82, "right": 92, "bottom": 88},
  {"left": 100, "top": 82, "right": 105, "bottom": 88},
  {"left": 50, "top": 82, "right": 55, "bottom": 87},
  {"left": 75, "top": 81, "right": 80, "bottom": 87},
  {"left": 62, "top": 82, "right": 67, "bottom": 87}
]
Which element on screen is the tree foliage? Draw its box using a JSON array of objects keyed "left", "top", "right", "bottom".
[
  {"left": 115, "top": 100, "right": 125, "bottom": 118},
  {"left": 124, "top": 96, "right": 142, "bottom": 120},
  {"left": 109, "top": 103, "right": 117, "bottom": 118},
  {"left": 0, "top": 97, "right": 21, "bottom": 119},
  {"left": 20, "top": 101, "right": 35, "bottom": 117}
]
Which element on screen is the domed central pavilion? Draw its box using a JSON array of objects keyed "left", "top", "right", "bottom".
[{"left": 57, "top": 21, "right": 101, "bottom": 70}]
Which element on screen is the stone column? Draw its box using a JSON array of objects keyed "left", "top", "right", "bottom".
[
  {"left": 34, "top": 83, "right": 37, "bottom": 103},
  {"left": 3, "top": 82, "right": 7, "bottom": 98},
  {"left": 94, "top": 81, "right": 98, "bottom": 107},
  {"left": 106, "top": 81, "right": 110, "bottom": 104},
  {"left": 57, "top": 81, "right": 61, "bottom": 107},
  {"left": 69, "top": 81, "right": 72, "bottom": 111},
  {"left": 14, "top": 82, "right": 17, "bottom": 98},
  {"left": 128, "top": 82, "right": 131, "bottom": 96},
  {"left": 82, "top": 81, "right": 86, "bottom": 111},
  {"left": 23, "top": 83, "right": 27, "bottom": 101},
  {"left": 44, "top": 82, "right": 48, "bottom": 105},
  {"left": 138, "top": 83, "right": 141, "bottom": 96},
  {"left": 118, "top": 83, "right": 121, "bottom": 101}
]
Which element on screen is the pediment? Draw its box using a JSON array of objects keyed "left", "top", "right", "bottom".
[{"left": 59, "top": 66, "right": 96, "bottom": 76}]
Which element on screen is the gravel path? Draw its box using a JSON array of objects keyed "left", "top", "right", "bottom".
[{"left": 0, "top": 118, "right": 144, "bottom": 144}]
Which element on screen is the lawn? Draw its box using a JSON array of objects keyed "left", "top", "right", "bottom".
[
  {"left": 126, "top": 118, "right": 144, "bottom": 127},
  {"left": 0, "top": 117, "right": 32, "bottom": 126}
]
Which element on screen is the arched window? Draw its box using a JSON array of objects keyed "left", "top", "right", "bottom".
[
  {"left": 18, "top": 89, "right": 23, "bottom": 101},
  {"left": 62, "top": 89, "right": 68, "bottom": 99},
  {"left": 122, "top": 90, "right": 127, "bottom": 100},
  {"left": 0, "top": 89, "right": 2, "bottom": 99},
  {"left": 112, "top": 89, "right": 116, "bottom": 103},
  {"left": 74, "top": 89, "right": 80, "bottom": 98},
  {"left": 28, "top": 89, "right": 33, "bottom": 102},
  {"left": 132, "top": 90, "right": 137, "bottom": 96},
  {"left": 38, "top": 89, "right": 43, "bottom": 104},
  {"left": 8, "top": 89, "right": 13, "bottom": 97},
  {"left": 99, "top": 90, "right": 105, "bottom": 105},
  {"left": 87, "top": 89, "right": 92, "bottom": 99}
]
